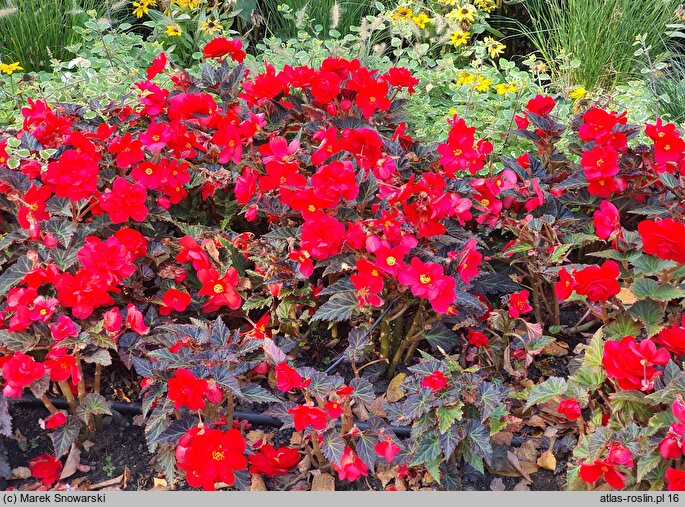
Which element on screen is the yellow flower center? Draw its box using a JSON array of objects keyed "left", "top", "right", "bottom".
[
  {"left": 386, "top": 256, "right": 396, "bottom": 266},
  {"left": 481, "top": 198, "right": 490, "bottom": 206},
  {"left": 213, "top": 283, "right": 224, "bottom": 294},
  {"left": 419, "top": 274, "right": 432, "bottom": 284},
  {"left": 145, "top": 168, "right": 154, "bottom": 176},
  {"left": 212, "top": 451, "right": 225, "bottom": 461}
]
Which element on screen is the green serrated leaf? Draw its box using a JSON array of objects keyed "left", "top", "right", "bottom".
[
  {"left": 411, "top": 430, "right": 441, "bottom": 466},
  {"left": 263, "top": 226, "right": 301, "bottom": 239},
  {"left": 237, "top": 383, "right": 280, "bottom": 404},
  {"left": 310, "top": 292, "right": 359, "bottom": 322},
  {"left": 76, "top": 393, "right": 112, "bottom": 425},
  {"left": 637, "top": 453, "right": 664, "bottom": 482},
  {"left": 627, "top": 300, "right": 665, "bottom": 337},
  {"left": 0, "top": 256, "right": 32, "bottom": 297},
  {"left": 437, "top": 403, "right": 464, "bottom": 434},
  {"left": 242, "top": 295, "right": 273, "bottom": 311},
  {"left": 604, "top": 315, "right": 641, "bottom": 341},
  {"left": 631, "top": 278, "right": 685, "bottom": 302},
  {"left": 321, "top": 430, "right": 346, "bottom": 466},
  {"left": 524, "top": 377, "right": 568, "bottom": 410},
  {"left": 51, "top": 416, "right": 81, "bottom": 458}
]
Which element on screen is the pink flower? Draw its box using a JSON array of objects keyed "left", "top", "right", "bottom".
[
  {"left": 333, "top": 447, "right": 368, "bottom": 482},
  {"left": 593, "top": 201, "right": 621, "bottom": 240}
]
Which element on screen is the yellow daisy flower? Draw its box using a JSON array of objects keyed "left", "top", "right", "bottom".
[
  {"left": 173, "top": 0, "right": 201, "bottom": 7},
  {"left": 392, "top": 7, "right": 414, "bottom": 20},
  {"left": 166, "top": 25, "right": 182, "bottom": 37},
  {"left": 132, "top": 0, "right": 156, "bottom": 18},
  {"left": 450, "top": 30, "right": 470, "bottom": 47},
  {"left": 455, "top": 70, "right": 475, "bottom": 86},
  {"left": 474, "top": 0, "right": 496, "bottom": 12},
  {"left": 449, "top": 4, "right": 477, "bottom": 24},
  {"left": 494, "top": 82, "right": 517, "bottom": 95},
  {"left": 484, "top": 36, "right": 505, "bottom": 59},
  {"left": 473, "top": 76, "right": 492, "bottom": 92},
  {"left": 412, "top": 12, "right": 431, "bottom": 29},
  {"left": 0, "top": 61, "right": 23, "bottom": 75},
  {"left": 200, "top": 20, "right": 223, "bottom": 35},
  {"left": 570, "top": 86, "right": 587, "bottom": 100}
]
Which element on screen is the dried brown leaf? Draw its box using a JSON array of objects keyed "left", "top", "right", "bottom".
[
  {"left": 251, "top": 473, "right": 267, "bottom": 491},
  {"left": 537, "top": 450, "right": 557, "bottom": 471},
  {"left": 59, "top": 444, "right": 80, "bottom": 480},
  {"left": 386, "top": 373, "right": 406, "bottom": 402},
  {"left": 311, "top": 473, "right": 335, "bottom": 491}
]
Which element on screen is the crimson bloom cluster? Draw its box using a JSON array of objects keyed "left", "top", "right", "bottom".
[{"left": 1, "top": 35, "right": 685, "bottom": 492}]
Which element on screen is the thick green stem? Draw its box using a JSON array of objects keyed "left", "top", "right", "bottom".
[
  {"left": 40, "top": 395, "right": 58, "bottom": 415},
  {"left": 380, "top": 319, "right": 392, "bottom": 360},
  {"left": 76, "top": 356, "right": 86, "bottom": 403},
  {"left": 386, "top": 301, "right": 425, "bottom": 378},
  {"left": 58, "top": 381, "right": 78, "bottom": 413}
]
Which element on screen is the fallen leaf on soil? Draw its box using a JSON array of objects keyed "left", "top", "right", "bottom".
[
  {"left": 290, "top": 480, "right": 310, "bottom": 491},
  {"left": 386, "top": 373, "right": 406, "bottom": 402},
  {"left": 90, "top": 474, "right": 124, "bottom": 490},
  {"left": 375, "top": 464, "right": 397, "bottom": 489},
  {"left": 488, "top": 446, "right": 525, "bottom": 477},
  {"left": 297, "top": 454, "right": 312, "bottom": 475},
  {"left": 246, "top": 430, "right": 268, "bottom": 446},
  {"left": 490, "top": 478, "right": 506, "bottom": 491},
  {"left": 290, "top": 433, "right": 303, "bottom": 446},
  {"left": 122, "top": 466, "right": 131, "bottom": 489},
  {"left": 541, "top": 342, "right": 568, "bottom": 357},
  {"left": 13, "top": 429, "right": 27, "bottom": 452},
  {"left": 251, "top": 474, "right": 267, "bottom": 491},
  {"left": 537, "top": 450, "right": 557, "bottom": 471},
  {"left": 10, "top": 467, "right": 31, "bottom": 480},
  {"left": 491, "top": 431, "right": 514, "bottom": 446},
  {"left": 507, "top": 451, "right": 535, "bottom": 484},
  {"left": 502, "top": 416, "right": 524, "bottom": 432},
  {"left": 99, "top": 486, "right": 122, "bottom": 491},
  {"left": 526, "top": 415, "right": 547, "bottom": 429},
  {"left": 60, "top": 444, "right": 80, "bottom": 480},
  {"left": 311, "top": 473, "right": 335, "bottom": 491},
  {"left": 152, "top": 478, "right": 168, "bottom": 489},
  {"left": 71, "top": 477, "right": 89, "bottom": 489},
  {"left": 395, "top": 478, "right": 407, "bottom": 491},
  {"left": 114, "top": 388, "right": 131, "bottom": 403},
  {"left": 538, "top": 400, "right": 563, "bottom": 416},
  {"left": 132, "top": 415, "right": 145, "bottom": 427},
  {"left": 519, "top": 379, "right": 535, "bottom": 389},
  {"left": 82, "top": 440, "right": 95, "bottom": 451},
  {"left": 514, "top": 480, "right": 531, "bottom": 491}
]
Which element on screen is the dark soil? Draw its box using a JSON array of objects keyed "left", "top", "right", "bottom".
[{"left": 4, "top": 403, "right": 154, "bottom": 491}]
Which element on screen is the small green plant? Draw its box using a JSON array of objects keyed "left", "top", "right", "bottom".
[
  {"left": 517, "top": 0, "right": 679, "bottom": 91},
  {"left": 259, "top": 0, "right": 374, "bottom": 39},
  {"left": 103, "top": 452, "right": 116, "bottom": 478},
  {"left": 0, "top": 0, "right": 124, "bottom": 72}
]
